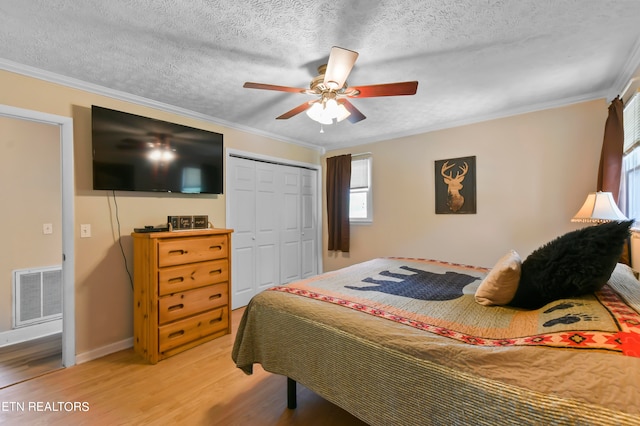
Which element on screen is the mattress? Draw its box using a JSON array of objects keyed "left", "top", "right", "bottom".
[{"left": 233, "top": 258, "right": 640, "bottom": 425}]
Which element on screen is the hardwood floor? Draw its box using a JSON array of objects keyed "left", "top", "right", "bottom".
[
  {"left": 0, "top": 308, "right": 368, "bottom": 425},
  {"left": 0, "top": 333, "right": 62, "bottom": 389}
]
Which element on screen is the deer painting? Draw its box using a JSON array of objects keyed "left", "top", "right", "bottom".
[{"left": 441, "top": 161, "right": 468, "bottom": 212}]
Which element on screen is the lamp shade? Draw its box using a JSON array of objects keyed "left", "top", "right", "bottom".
[{"left": 571, "top": 192, "right": 628, "bottom": 223}]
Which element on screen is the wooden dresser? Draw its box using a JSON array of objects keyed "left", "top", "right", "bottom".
[{"left": 132, "top": 228, "right": 233, "bottom": 364}]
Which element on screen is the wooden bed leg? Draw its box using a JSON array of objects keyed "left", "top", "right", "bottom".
[{"left": 287, "top": 377, "right": 297, "bottom": 409}]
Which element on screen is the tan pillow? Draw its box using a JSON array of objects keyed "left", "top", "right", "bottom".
[{"left": 475, "top": 250, "right": 521, "bottom": 306}]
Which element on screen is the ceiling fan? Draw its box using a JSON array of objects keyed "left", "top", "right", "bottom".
[{"left": 243, "top": 46, "right": 418, "bottom": 125}]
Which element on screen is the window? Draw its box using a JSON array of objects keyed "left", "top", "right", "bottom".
[
  {"left": 349, "top": 154, "right": 372, "bottom": 223},
  {"left": 622, "top": 91, "right": 640, "bottom": 223}
]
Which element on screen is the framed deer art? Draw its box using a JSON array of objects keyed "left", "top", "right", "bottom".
[{"left": 434, "top": 156, "right": 476, "bottom": 214}]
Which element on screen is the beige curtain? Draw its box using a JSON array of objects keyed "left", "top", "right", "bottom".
[
  {"left": 326, "top": 154, "right": 351, "bottom": 252},
  {"left": 597, "top": 96, "right": 624, "bottom": 201}
]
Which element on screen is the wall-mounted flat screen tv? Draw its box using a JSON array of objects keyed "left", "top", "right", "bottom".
[{"left": 92, "top": 105, "right": 224, "bottom": 194}]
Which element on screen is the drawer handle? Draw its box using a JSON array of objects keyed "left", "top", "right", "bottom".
[
  {"left": 210, "top": 315, "right": 223, "bottom": 324},
  {"left": 168, "top": 330, "right": 185, "bottom": 339},
  {"left": 210, "top": 245, "right": 223, "bottom": 251},
  {"left": 168, "top": 303, "right": 184, "bottom": 312},
  {"left": 209, "top": 293, "right": 222, "bottom": 301},
  {"left": 209, "top": 268, "right": 222, "bottom": 276},
  {"left": 168, "top": 276, "right": 184, "bottom": 284},
  {"left": 168, "top": 249, "right": 187, "bottom": 256}
]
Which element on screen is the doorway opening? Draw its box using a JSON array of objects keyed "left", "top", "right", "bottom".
[{"left": 0, "top": 105, "right": 75, "bottom": 387}]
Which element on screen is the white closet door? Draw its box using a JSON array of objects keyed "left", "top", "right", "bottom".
[
  {"left": 255, "top": 162, "right": 280, "bottom": 293},
  {"left": 229, "top": 157, "right": 257, "bottom": 309},
  {"left": 228, "top": 155, "right": 319, "bottom": 308},
  {"left": 300, "top": 168, "right": 318, "bottom": 278},
  {"left": 279, "top": 166, "right": 301, "bottom": 284}
]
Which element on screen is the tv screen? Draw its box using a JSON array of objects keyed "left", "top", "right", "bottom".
[{"left": 91, "top": 106, "right": 224, "bottom": 194}]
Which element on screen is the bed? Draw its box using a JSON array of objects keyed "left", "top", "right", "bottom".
[{"left": 232, "top": 254, "right": 640, "bottom": 425}]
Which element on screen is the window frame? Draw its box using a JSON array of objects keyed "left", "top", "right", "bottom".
[
  {"left": 622, "top": 90, "right": 640, "bottom": 225},
  {"left": 349, "top": 153, "right": 373, "bottom": 224}
]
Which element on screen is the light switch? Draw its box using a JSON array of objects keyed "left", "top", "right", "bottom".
[{"left": 80, "top": 224, "right": 91, "bottom": 238}]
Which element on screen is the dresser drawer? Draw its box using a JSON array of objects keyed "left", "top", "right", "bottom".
[
  {"left": 158, "top": 235, "right": 228, "bottom": 267},
  {"left": 158, "top": 306, "right": 229, "bottom": 353},
  {"left": 158, "top": 259, "right": 228, "bottom": 296},
  {"left": 158, "top": 283, "right": 228, "bottom": 324}
]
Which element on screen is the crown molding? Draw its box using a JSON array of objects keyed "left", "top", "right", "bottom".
[
  {"left": 2, "top": 56, "right": 626, "bottom": 154},
  {"left": 0, "top": 58, "right": 323, "bottom": 152},
  {"left": 608, "top": 36, "right": 640, "bottom": 102},
  {"left": 325, "top": 90, "right": 608, "bottom": 151}
]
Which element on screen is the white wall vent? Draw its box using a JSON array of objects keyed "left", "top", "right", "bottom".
[{"left": 13, "top": 265, "right": 63, "bottom": 328}]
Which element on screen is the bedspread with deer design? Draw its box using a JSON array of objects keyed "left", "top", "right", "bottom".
[{"left": 269, "top": 257, "right": 640, "bottom": 356}]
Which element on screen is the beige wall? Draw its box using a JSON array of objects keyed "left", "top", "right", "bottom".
[
  {"left": 0, "top": 117, "right": 61, "bottom": 332},
  {"left": 0, "top": 67, "right": 610, "bottom": 357},
  {"left": 322, "top": 99, "right": 608, "bottom": 272},
  {"left": 0, "top": 70, "right": 321, "bottom": 355}
]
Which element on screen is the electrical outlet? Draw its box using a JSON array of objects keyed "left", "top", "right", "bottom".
[
  {"left": 80, "top": 224, "right": 91, "bottom": 238},
  {"left": 43, "top": 223, "right": 53, "bottom": 234}
]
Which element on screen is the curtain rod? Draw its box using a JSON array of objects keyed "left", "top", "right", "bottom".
[{"left": 351, "top": 152, "right": 372, "bottom": 158}]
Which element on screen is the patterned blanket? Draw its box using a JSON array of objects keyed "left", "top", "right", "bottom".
[{"left": 269, "top": 258, "right": 640, "bottom": 356}]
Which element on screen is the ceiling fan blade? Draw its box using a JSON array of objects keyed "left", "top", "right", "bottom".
[
  {"left": 349, "top": 81, "right": 418, "bottom": 98},
  {"left": 276, "top": 101, "right": 314, "bottom": 119},
  {"left": 340, "top": 99, "right": 366, "bottom": 124},
  {"left": 243, "top": 82, "right": 307, "bottom": 93},
  {"left": 324, "top": 46, "right": 359, "bottom": 90}
]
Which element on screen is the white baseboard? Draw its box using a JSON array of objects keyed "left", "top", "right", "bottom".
[
  {"left": 75, "top": 337, "right": 133, "bottom": 364},
  {"left": 0, "top": 327, "right": 133, "bottom": 364},
  {"left": 0, "top": 320, "right": 63, "bottom": 348}
]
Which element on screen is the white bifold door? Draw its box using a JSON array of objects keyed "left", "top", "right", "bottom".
[{"left": 228, "top": 156, "right": 318, "bottom": 309}]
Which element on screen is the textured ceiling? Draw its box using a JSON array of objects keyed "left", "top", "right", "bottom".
[{"left": 1, "top": 1, "right": 640, "bottom": 150}]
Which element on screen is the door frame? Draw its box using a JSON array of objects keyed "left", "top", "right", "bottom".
[
  {"left": 0, "top": 104, "right": 76, "bottom": 367},
  {"left": 225, "top": 148, "right": 323, "bottom": 288}
]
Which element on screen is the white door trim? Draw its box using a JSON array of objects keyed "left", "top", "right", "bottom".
[
  {"left": 225, "top": 148, "right": 323, "bottom": 276},
  {"left": 0, "top": 104, "right": 76, "bottom": 367}
]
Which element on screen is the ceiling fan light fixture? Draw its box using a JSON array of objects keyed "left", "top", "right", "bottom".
[
  {"left": 336, "top": 103, "right": 351, "bottom": 122},
  {"left": 324, "top": 98, "right": 339, "bottom": 115},
  {"left": 306, "top": 102, "right": 333, "bottom": 125},
  {"left": 324, "top": 98, "right": 351, "bottom": 122},
  {"left": 305, "top": 98, "right": 351, "bottom": 125},
  {"left": 243, "top": 46, "right": 416, "bottom": 125}
]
